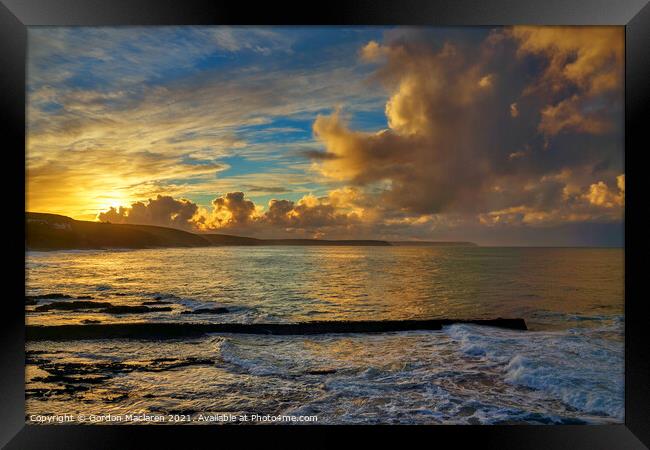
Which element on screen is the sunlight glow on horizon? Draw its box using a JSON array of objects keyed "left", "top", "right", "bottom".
[{"left": 26, "top": 26, "right": 624, "bottom": 245}]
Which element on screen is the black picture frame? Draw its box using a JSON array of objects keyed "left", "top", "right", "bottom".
[{"left": 1, "top": 0, "right": 648, "bottom": 448}]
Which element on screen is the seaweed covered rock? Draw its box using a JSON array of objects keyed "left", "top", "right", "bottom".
[
  {"left": 100, "top": 305, "right": 173, "bottom": 314},
  {"left": 34, "top": 301, "right": 113, "bottom": 311}
]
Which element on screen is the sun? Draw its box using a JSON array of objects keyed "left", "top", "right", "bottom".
[{"left": 94, "top": 191, "right": 132, "bottom": 213}]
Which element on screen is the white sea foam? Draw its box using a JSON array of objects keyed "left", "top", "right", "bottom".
[
  {"left": 201, "top": 327, "right": 624, "bottom": 424},
  {"left": 444, "top": 322, "right": 624, "bottom": 420},
  {"left": 26, "top": 325, "right": 624, "bottom": 424}
]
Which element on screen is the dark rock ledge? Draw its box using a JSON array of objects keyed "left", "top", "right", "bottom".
[{"left": 26, "top": 318, "right": 527, "bottom": 341}]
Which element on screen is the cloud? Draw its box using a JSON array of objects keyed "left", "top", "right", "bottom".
[
  {"left": 478, "top": 171, "right": 624, "bottom": 227},
  {"left": 27, "top": 149, "right": 227, "bottom": 217},
  {"left": 511, "top": 26, "right": 623, "bottom": 95},
  {"left": 299, "top": 149, "right": 340, "bottom": 160},
  {"left": 97, "top": 195, "right": 199, "bottom": 229},
  {"left": 309, "top": 28, "right": 624, "bottom": 229},
  {"left": 28, "top": 27, "right": 296, "bottom": 92},
  {"left": 34, "top": 27, "right": 624, "bottom": 244},
  {"left": 478, "top": 74, "right": 495, "bottom": 88},
  {"left": 264, "top": 193, "right": 361, "bottom": 231},
  {"left": 617, "top": 174, "right": 625, "bottom": 193},
  {"left": 510, "top": 26, "right": 623, "bottom": 137},
  {"left": 202, "top": 189, "right": 363, "bottom": 236},
  {"left": 26, "top": 28, "right": 386, "bottom": 219},
  {"left": 98, "top": 190, "right": 366, "bottom": 238},
  {"left": 265, "top": 199, "right": 296, "bottom": 224},
  {"left": 312, "top": 40, "right": 508, "bottom": 215},
  {"left": 242, "top": 185, "right": 291, "bottom": 193},
  {"left": 510, "top": 102, "right": 519, "bottom": 117},
  {"left": 584, "top": 176, "right": 625, "bottom": 208},
  {"left": 538, "top": 95, "right": 612, "bottom": 136},
  {"left": 209, "top": 192, "right": 258, "bottom": 227},
  {"left": 360, "top": 40, "right": 385, "bottom": 61},
  {"left": 97, "top": 174, "right": 624, "bottom": 241}
]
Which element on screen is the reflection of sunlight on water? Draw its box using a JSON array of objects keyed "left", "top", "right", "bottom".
[{"left": 26, "top": 247, "right": 623, "bottom": 327}]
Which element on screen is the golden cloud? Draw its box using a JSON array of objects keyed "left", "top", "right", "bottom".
[
  {"left": 308, "top": 29, "right": 624, "bottom": 228},
  {"left": 512, "top": 26, "right": 623, "bottom": 95},
  {"left": 511, "top": 26, "right": 623, "bottom": 137},
  {"left": 98, "top": 195, "right": 200, "bottom": 229},
  {"left": 584, "top": 175, "right": 625, "bottom": 208}
]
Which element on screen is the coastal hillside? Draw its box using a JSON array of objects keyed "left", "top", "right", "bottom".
[
  {"left": 26, "top": 212, "right": 476, "bottom": 250},
  {"left": 256, "top": 239, "right": 391, "bottom": 246},
  {"left": 389, "top": 241, "right": 478, "bottom": 247},
  {"left": 26, "top": 212, "right": 394, "bottom": 250},
  {"left": 27, "top": 212, "right": 210, "bottom": 250}
]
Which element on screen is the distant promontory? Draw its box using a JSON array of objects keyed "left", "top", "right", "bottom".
[{"left": 26, "top": 212, "right": 477, "bottom": 251}]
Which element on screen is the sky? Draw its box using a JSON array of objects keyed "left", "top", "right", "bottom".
[{"left": 26, "top": 26, "right": 624, "bottom": 246}]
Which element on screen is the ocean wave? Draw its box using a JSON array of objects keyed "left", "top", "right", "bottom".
[
  {"left": 444, "top": 323, "right": 624, "bottom": 420},
  {"left": 215, "top": 337, "right": 287, "bottom": 376},
  {"left": 503, "top": 354, "right": 622, "bottom": 418}
]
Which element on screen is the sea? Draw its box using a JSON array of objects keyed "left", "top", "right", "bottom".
[{"left": 25, "top": 246, "right": 624, "bottom": 424}]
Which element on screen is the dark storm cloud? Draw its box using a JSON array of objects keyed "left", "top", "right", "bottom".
[{"left": 312, "top": 27, "right": 624, "bottom": 223}]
